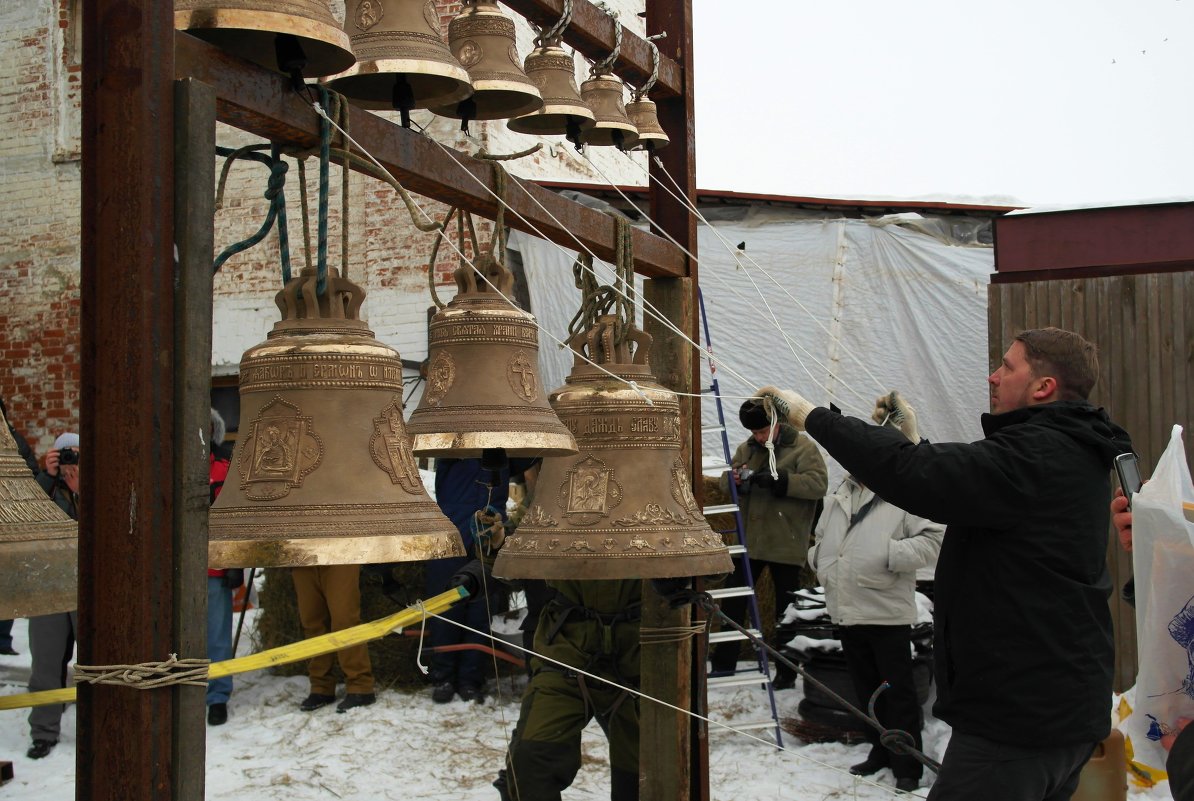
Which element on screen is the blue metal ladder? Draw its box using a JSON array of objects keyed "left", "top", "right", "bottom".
[{"left": 697, "top": 288, "right": 784, "bottom": 749}]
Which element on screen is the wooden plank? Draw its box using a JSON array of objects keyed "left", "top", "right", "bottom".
[
  {"left": 171, "top": 78, "right": 216, "bottom": 801},
  {"left": 502, "top": 0, "right": 683, "bottom": 98},
  {"left": 173, "top": 33, "right": 687, "bottom": 279},
  {"left": 80, "top": 1, "right": 180, "bottom": 799}
]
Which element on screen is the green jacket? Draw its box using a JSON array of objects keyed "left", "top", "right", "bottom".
[
  {"left": 721, "top": 425, "right": 827, "bottom": 565},
  {"left": 531, "top": 579, "right": 641, "bottom": 683}
]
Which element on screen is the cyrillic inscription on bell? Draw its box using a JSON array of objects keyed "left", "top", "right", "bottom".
[
  {"left": 209, "top": 266, "right": 463, "bottom": 568},
  {"left": 493, "top": 315, "right": 733, "bottom": 580}
]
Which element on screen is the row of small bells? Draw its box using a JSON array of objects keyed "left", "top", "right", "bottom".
[{"left": 175, "top": 0, "right": 669, "bottom": 149}]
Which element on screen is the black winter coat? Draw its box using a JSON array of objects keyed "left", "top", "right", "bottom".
[{"left": 806, "top": 400, "right": 1133, "bottom": 747}]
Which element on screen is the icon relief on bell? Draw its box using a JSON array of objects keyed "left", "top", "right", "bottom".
[
  {"left": 671, "top": 459, "right": 701, "bottom": 514},
  {"left": 423, "top": 0, "right": 439, "bottom": 32},
  {"left": 239, "top": 396, "right": 324, "bottom": 501},
  {"left": 425, "top": 350, "right": 456, "bottom": 405},
  {"left": 507, "top": 350, "right": 539, "bottom": 402},
  {"left": 458, "top": 40, "right": 483, "bottom": 67},
  {"left": 356, "top": 0, "right": 384, "bottom": 31},
  {"left": 370, "top": 399, "right": 422, "bottom": 492},
  {"left": 558, "top": 455, "right": 623, "bottom": 525}
]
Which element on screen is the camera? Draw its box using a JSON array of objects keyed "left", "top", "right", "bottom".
[{"left": 58, "top": 447, "right": 79, "bottom": 466}]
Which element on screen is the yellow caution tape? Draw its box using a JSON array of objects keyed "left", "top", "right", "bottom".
[{"left": 0, "top": 586, "right": 467, "bottom": 711}]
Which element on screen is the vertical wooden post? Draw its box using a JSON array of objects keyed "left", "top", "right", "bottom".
[
  {"left": 171, "top": 78, "right": 218, "bottom": 801},
  {"left": 79, "top": 2, "right": 180, "bottom": 799},
  {"left": 641, "top": 1, "right": 702, "bottom": 800}
]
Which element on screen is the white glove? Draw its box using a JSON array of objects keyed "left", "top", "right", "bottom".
[
  {"left": 754, "top": 386, "right": 816, "bottom": 430},
  {"left": 872, "top": 391, "right": 920, "bottom": 443}
]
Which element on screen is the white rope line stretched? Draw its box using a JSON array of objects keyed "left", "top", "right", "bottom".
[
  {"left": 415, "top": 132, "right": 770, "bottom": 403},
  {"left": 310, "top": 101, "right": 656, "bottom": 407},
  {"left": 569, "top": 147, "right": 874, "bottom": 416},
  {"left": 425, "top": 610, "right": 927, "bottom": 800},
  {"left": 640, "top": 152, "right": 893, "bottom": 397}
]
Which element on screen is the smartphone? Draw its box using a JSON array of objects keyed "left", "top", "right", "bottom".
[{"left": 1114, "top": 452, "right": 1142, "bottom": 509}]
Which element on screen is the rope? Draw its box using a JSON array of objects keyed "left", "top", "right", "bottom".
[
  {"left": 638, "top": 623, "right": 705, "bottom": 644},
  {"left": 535, "top": 0, "right": 573, "bottom": 48},
  {"left": 315, "top": 86, "right": 333, "bottom": 295},
  {"left": 73, "top": 655, "right": 210, "bottom": 689},
  {"left": 306, "top": 99, "right": 657, "bottom": 405},
  {"left": 427, "top": 610, "right": 930, "bottom": 798},
  {"left": 634, "top": 34, "right": 666, "bottom": 100},
  {"left": 296, "top": 158, "right": 313, "bottom": 272},
  {"left": 590, "top": 1, "right": 622, "bottom": 77},
  {"left": 212, "top": 144, "right": 293, "bottom": 281}
]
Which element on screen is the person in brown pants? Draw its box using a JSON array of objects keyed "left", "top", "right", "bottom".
[{"left": 291, "top": 564, "right": 376, "bottom": 712}]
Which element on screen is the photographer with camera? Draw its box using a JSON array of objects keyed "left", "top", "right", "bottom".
[
  {"left": 26, "top": 432, "right": 81, "bottom": 760},
  {"left": 710, "top": 400, "right": 827, "bottom": 682}
]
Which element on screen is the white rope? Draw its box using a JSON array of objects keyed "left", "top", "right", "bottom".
[
  {"left": 764, "top": 402, "right": 779, "bottom": 479},
  {"left": 643, "top": 152, "right": 892, "bottom": 397},
  {"left": 309, "top": 101, "right": 655, "bottom": 407},
  {"left": 570, "top": 147, "right": 874, "bottom": 416},
  {"left": 427, "top": 610, "right": 926, "bottom": 799},
  {"left": 416, "top": 131, "right": 769, "bottom": 402}
]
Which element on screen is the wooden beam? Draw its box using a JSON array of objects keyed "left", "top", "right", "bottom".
[
  {"left": 80, "top": 1, "right": 181, "bottom": 799},
  {"left": 174, "top": 33, "right": 687, "bottom": 279},
  {"left": 502, "top": 0, "right": 683, "bottom": 98}
]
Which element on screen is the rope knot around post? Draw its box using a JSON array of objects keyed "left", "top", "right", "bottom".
[{"left": 73, "top": 655, "right": 211, "bottom": 690}]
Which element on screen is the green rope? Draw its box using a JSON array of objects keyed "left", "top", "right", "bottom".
[
  {"left": 212, "top": 144, "right": 293, "bottom": 282},
  {"left": 315, "top": 86, "right": 333, "bottom": 296}
]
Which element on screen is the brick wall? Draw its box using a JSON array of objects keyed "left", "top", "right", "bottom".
[{"left": 0, "top": 0, "right": 648, "bottom": 453}]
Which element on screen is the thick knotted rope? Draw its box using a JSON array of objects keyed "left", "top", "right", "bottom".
[{"left": 74, "top": 655, "right": 210, "bottom": 689}]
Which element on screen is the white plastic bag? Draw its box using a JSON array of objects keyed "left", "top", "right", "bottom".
[{"left": 1122, "top": 425, "right": 1194, "bottom": 773}]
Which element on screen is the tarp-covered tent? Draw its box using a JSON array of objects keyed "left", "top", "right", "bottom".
[{"left": 510, "top": 202, "right": 995, "bottom": 486}]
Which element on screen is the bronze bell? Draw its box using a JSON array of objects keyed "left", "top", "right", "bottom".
[
  {"left": 175, "top": 0, "right": 356, "bottom": 78},
  {"left": 579, "top": 74, "right": 639, "bottom": 149},
  {"left": 506, "top": 39, "right": 595, "bottom": 144},
  {"left": 0, "top": 409, "right": 77, "bottom": 618},
  {"left": 429, "top": 0, "right": 543, "bottom": 125},
  {"left": 406, "top": 253, "right": 578, "bottom": 459},
  {"left": 493, "top": 316, "right": 732, "bottom": 580},
  {"left": 325, "top": 0, "right": 473, "bottom": 122},
  {"left": 208, "top": 266, "right": 463, "bottom": 568},
  {"left": 626, "top": 97, "right": 669, "bottom": 151}
]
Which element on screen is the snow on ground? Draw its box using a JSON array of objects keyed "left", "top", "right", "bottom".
[{"left": 0, "top": 615, "right": 1178, "bottom": 801}]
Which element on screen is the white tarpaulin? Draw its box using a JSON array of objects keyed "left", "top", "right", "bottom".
[{"left": 510, "top": 204, "right": 993, "bottom": 486}]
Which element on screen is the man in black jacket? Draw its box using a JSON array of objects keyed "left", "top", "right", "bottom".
[{"left": 755, "top": 327, "right": 1133, "bottom": 800}]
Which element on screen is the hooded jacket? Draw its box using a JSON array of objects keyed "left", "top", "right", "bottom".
[
  {"left": 720, "top": 425, "right": 827, "bottom": 565},
  {"left": 805, "top": 400, "right": 1133, "bottom": 747},
  {"left": 809, "top": 477, "right": 943, "bottom": 626}
]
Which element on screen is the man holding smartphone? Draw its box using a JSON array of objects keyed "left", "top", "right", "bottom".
[{"left": 752, "top": 327, "right": 1133, "bottom": 800}]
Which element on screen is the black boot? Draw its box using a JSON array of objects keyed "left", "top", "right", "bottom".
[
  {"left": 27, "top": 739, "right": 56, "bottom": 760},
  {"left": 299, "top": 693, "right": 336, "bottom": 712},
  {"left": 336, "top": 692, "right": 376, "bottom": 713}
]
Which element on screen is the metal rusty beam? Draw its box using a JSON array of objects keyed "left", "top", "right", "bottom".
[
  {"left": 174, "top": 33, "right": 686, "bottom": 279},
  {"left": 501, "top": 0, "right": 682, "bottom": 98}
]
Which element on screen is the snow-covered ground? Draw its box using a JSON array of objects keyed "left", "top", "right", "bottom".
[{"left": 0, "top": 615, "right": 1177, "bottom": 800}]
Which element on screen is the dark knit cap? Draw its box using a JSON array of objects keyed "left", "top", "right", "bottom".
[{"left": 739, "top": 400, "right": 772, "bottom": 431}]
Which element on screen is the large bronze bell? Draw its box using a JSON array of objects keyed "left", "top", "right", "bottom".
[
  {"left": 429, "top": 0, "right": 543, "bottom": 125},
  {"left": 175, "top": 0, "right": 356, "bottom": 78},
  {"left": 209, "top": 266, "right": 463, "bottom": 568},
  {"left": 506, "top": 39, "right": 595, "bottom": 144},
  {"left": 626, "top": 97, "right": 669, "bottom": 151},
  {"left": 406, "top": 253, "right": 578, "bottom": 459},
  {"left": 326, "top": 0, "right": 473, "bottom": 121},
  {"left": 579, "top": 74, "right": 639, "bottom": 149},
  {"left": 493, "top": 316, "right": 732, "bottom": 579},
  {"left": 0, "top": 409, "right": 77, "bottom": 618}
]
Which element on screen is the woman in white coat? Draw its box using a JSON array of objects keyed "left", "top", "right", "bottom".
[{"left": 807, "top": 396, "right": 944, "bottom": 793}]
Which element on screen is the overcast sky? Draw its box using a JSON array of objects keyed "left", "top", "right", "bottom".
[{"left": 691, "top": 0, "right": 1194, "bottom": 206}]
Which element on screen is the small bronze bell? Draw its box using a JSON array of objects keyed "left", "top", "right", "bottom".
[
  {"left": 493, "top": 316, "right": 732, "bottom": 580},
  {"left": 176, "top": 0, "right": 356, "bottom": 78},
  {"left": 626, "top": 97, "right": 669, "bottom": 151},
  {"left": 506, "top": 39, "right": 595, "bottom": 144},
  {"left": 326, "top": 0, "right": 473, "bottom": 123},
  {"left": 429, "top": 0, "right": 543, "bottom": 125},
  {"left": 0, "top": 409, "right": 77, "bottom": 618},
  {"left": 406, "top": 251, "right": 578, "bottom": 459},
  {"left": 579, "top": 74, "right": 639, "bottom": 149},
  {"left": 208, "top": 267, "right": 463, "bottom": 568}
]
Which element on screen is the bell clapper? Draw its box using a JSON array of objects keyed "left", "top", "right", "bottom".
[
  {"left": 392, "top": 75, "right": 416, "bottom": 129},
  {"left": 457, "top": 98, "right": 478, "bottom": 135},
  {"left": 274, "top": 33, "right": 309, "bottom": 95}
]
